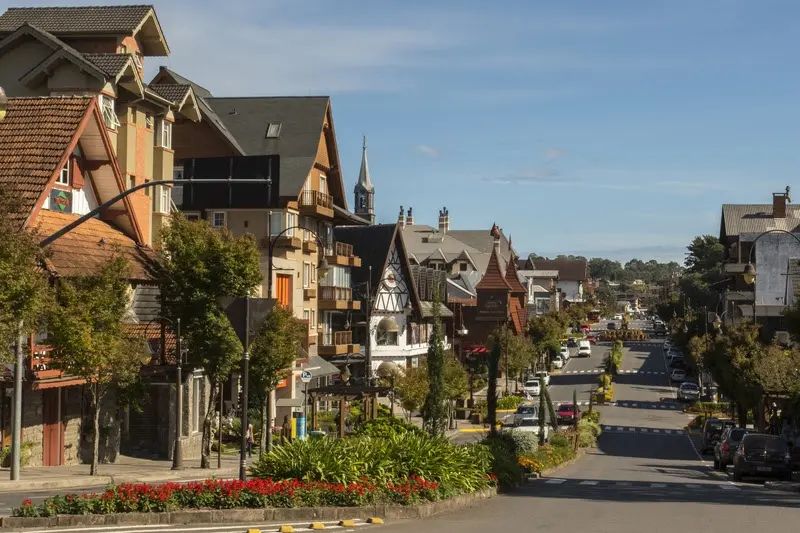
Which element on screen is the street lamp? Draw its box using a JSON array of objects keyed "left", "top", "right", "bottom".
[
  {"left": 743, "top": 263, "right": 757, "bottom": 286},
  {"left": 739, "top": 229, "right": 800, "bottom": 325},
  {"left": 712, "top": 313, "right": 722, "bottom": 330}
]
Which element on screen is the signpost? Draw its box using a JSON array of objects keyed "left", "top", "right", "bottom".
[{"left": 300, "top": 370, "right": 312, "bottom": 440}]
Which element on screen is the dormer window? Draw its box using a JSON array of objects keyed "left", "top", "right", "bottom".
[
  {"left": 57, "top": 160, "right": 70, "bottom": 185},
  {"left": 265, "top": 123, "right": 282, "bottom": 138}
]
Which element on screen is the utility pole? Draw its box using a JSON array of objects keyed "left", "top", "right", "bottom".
[
  {"left": 10, "top": 321, "right": 23, "bottom": 481},
  {"left": 172, "top": 318, "right": 184, "bottom": 470},
  {"left": 239, "top": 298, "right": 250, "bottom": 482}
]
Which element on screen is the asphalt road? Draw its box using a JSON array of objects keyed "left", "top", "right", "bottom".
[{"left": 375, "top": 333, "right": 800, "bottom": 533}]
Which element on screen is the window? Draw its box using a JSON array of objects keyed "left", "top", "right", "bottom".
[
  {"left": 173, "top": 165, "right": 184, "bottom": 180},
  {"left": 303, "top": 309, "right": 310, "bottom": 323},
  {"left": 303, "top": 262, "right": 311, "bottom": 288},
  {"left": 319, "top": 174, "right": 327, "bottom": 195},
  {"left": 144, "top": 178, "right": 151, "bottom": 196},
  {"left": 185, "top": 213, "right": 200, "bottom": 222},
  {"left": 159, "top": 120, "right": 172, "bottom": 149},
  {"left": 377, "top": 316, "right": 400, "bottom": 346},
  {"left": 132, "top": 52, "right": 143, "bottom": 69},
  {"left": 98, "top": 95, "right": 119, "bottom": 130},
  {"left": 145, "top": 113, "right": 153, "bottom": 129},
  {"left": 211, "top": 211, "right": 226, "bottom": 228},
  {"left": 310, "top": 310, "right": 316, "bottom": 328},
  {"left": 460, "top": 262, "right": 468, "bottom": 272},
  {"left": 127, "top": 175, "right": 136, "bottom": 189},
  {"left": 191, "top": 378, "right": 201, "bottom": 433},
  {"left": 154, "top": 185, "right": 170, "bottom": 214},
  {"left": 311, "top": 263, "right": 317, "bottom": 283},
  {"left": 57, "top": 161, "right": 70, "bottom": 185},
  {"left": 321, "top": 265, "right": 351, "bottom": 288},
  {"left": 269, "top": 211, "right": 283, "bottom": 235},
  {"left": 265, "top": 122, "right": 282, "bottom": 138},
  {"left": 286, "top": 212, "right": 297, "bottom": 237}
]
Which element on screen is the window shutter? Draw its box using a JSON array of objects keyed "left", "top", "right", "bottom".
[{"left": 71, "top": 158, "right": 84, "bottom": 188}]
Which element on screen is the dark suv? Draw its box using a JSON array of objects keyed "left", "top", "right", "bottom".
[
  {"left": 733, "top": 434, "right": 793, "bottom": 481},
  {"left": 714, "top": 427, "right": 748, "bottom": 470},
  {"left": 701, "top": 418, "right": 735, "bottom": 454}
]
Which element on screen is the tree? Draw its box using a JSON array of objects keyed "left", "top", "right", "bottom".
[
  {"left": 527, "top": 312, "right": 566, "bottom": 366},
  {"left": 47, "top": 257, "right": 147, "bottom": 475},
  {"left": 421, "top": 294, "right": 448, "bottom": 436},
  {"left": 0, "top": 187, "right": 51, "bottom": 352},
  {"left": 250, "top": 305, "right": 306, "bottom": 454},
  {"left": 443, "top": 353, "right": 469, "bottom": 429},
  {"left": 487, "top": 338, "right": 501, "bottom": 435},
  {"left": 394, "top": 364, "right": 428, "bottom": 422},
  {"left": 492, "top": 326, "right": 535, "bottom": 388},
  {"left": 159, "top": 215, "right": 261, "bottom": 468},
  {"left": 685, "top": 235, "right": 724, "bottom": 276}
]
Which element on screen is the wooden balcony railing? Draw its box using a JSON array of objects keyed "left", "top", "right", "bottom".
[
  {"left": 330, "top": 241, "right": 353, "bottom": 257},
  {"left": 319, "top": 285, "right": 352, "bottom": 302},
  {"left": 319, "top": 330, "right": 353, "bottom": 346},
  {"left": 299, "top": 190, "right": 333, "bottom": 210}
]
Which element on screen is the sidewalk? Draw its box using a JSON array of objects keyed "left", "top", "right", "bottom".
[{"left": 0, "top": 454, "right": 240, "bottom": 492}]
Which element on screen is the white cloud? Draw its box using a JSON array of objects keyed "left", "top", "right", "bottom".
[
  {"left": 544, "top": 147, "right": 566, "bottom": 160},
  {"left": 414, "top": 145, "right": 440, "bottom": 158},
  {"left": 483, "top": 168, "right": 571, "bottom": 185}
]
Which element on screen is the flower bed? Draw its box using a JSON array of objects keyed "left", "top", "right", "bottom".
[{"left": 13, "top": 476, "right": 451, "bottom": 518}]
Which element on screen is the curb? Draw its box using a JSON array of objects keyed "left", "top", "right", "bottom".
[
  {"left": 524, "top": 448, "right": 588, "bottom": 482},
  {"left": 764, "top": 481, "right": 800, "bottom": 493},
  {"left": 0, "top": 469, "right": 239, "bottom": 493},
  {"left": 0, "top": 488, "right": 498, "bottom": 529}
]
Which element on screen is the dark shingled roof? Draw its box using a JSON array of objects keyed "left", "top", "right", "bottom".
[
  {"left": 530, "top": 258, "right": 588, "bottom": 282},
  {"left": 148, "top": 83, "right": 191, "bottom": 104},
  {"left": 204, "top": 96, "right": 331, "bottom": 198},
  {"left": 0, "top": 5, "right": 153, "bottom": 35},
  {"left": 334, "top": 224, "right": 398, "bottom": 301},
  {"left": 83, "top": 53, "right": 132, "bottom": 76}
]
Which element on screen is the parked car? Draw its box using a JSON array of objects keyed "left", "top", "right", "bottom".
[
  {"left": 607, "top": 322, "right": 617, "bottom": 330},
  {"left": 567, "top": 337, "right": 578, "bottom": 347},
  {"left": 585, "top": 335, "right": 597, "bottom": 344},
  {"left": 553, "top": 355, "right": 565, "bottom": 369},
  {"left": 677, "top": 382, "right": 700, "bottom": 401},
  {"left": 580, "top": 324, "right": 591, "bottom": 333},
  {"left": 557, "top": 403, "right": 582, "bottom": 425},
  {"left": 701, "top": 417, "right": 736, "bottom": 454},
  {"left": 513, "top": 404, "right": 539, "bottom": 425},
  {"left": 670, "top": 368, "right": 687, "bottom": 383},
  {"left": 733, "top": 434, "right": 793, "bottom": 481},
  {"left": 509, "top": 416, "right": 549, "bottom": 441},
  {"left": 523, "top": 379, "right": 541, "bottom": 396},
  {"left": 578, "top": 339, "right": 592, "bottom": 357},
  {"left": 670, "top": 358, "right": 686, "bottom": 370},
  {"left": 613, "top": 314, "right": 623, "bottom": 320},
  {"left": 535, "top": 371, "right": 550, "bottom": 387},
  {"left": 714, "top": 427, "right": 749, "bottom": 470},
  {"left": 560, "top": 345, "right": 570, "bottom": 359}
]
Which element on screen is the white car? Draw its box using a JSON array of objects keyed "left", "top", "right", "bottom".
[
  {"left": 534, "top": 371, "right": 550, "bottom": 387},
  {"left": 677, "top": 382, "right": 700, "bottom": 401},
  {"left": 560, "top": 345, "right": 570, "bottom": 360},
  {"left": 613, "top": 314, "right": 623, "bottom": 321},
  {"left": 577, "top": 340, "right": 591, "bottom": 357},
  {"left": 509, "top": 416, "right": 549, "bottom": 441},
  {"left": 524, "top": 379, "right": 541, "bottom": 396},
  {"left": 553, "top": 356, "right": 564, "bottom": 369},
  {"left": 670, "top": 368, "right": 687, "bottom": 383}
]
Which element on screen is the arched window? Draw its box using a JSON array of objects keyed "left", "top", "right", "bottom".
[{"left": 376, "top": 316, "right": 399, "bottom": 346}]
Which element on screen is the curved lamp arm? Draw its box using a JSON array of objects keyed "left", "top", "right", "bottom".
[
  {"left": 743, "top": 228, "right": 800, "bottom": 285},
  {"left": 266, "top": 224, "right": 330, "bottom": 299}
]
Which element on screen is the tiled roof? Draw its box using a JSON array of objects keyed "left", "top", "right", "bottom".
[
  {"left": 721, "top": 204, "right": 800, "bottom": 237},
  {"left": 148, "top": 83, "right": 191, "bottom": 104},
  {"left": 124, "top": 323, "right": 178, "bottom": 365},
  {"left": 83, "top": 53, "right": 132, "bottom": 76},
  {"left": 0, "top": 5, "right": 153, "bottom": 35},
  {"left": 509, "top": 298, "right": 527, "bottom": 335},
  {"left": 0, "top": 97, "right": 92, "bottom": 227},
  {"left": 530, "top": 259, "right": 588, "bottom": 282},
  {"left": 475, "top": 248, "right": 512, "bottom": 291},
  {"left": 36, "top": 211, "right": 160, "bottom": 281},
  {"left": 504, "top": 255, "right": 527, "bottom": 295}
]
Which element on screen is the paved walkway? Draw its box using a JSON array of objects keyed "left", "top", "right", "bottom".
[{"left": 0, "top": 454, "right": 240, "bottom": 492}]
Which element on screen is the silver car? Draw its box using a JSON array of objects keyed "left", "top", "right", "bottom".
[{"left": 677, "top": 382, "right": 699, "bottom": 401}]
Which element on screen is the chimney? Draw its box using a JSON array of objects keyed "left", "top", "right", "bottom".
[
  {"left": 773, "top": 186, "right": 791, "bottom": 218},
  {"left": 406, "top": 206, "right": 414, "bottom": 225},
  {"left": 490, "top": 222, "right": 501, "bottom": 253},
  {"left": 438, "top": 207, "right": 450, "bottom": 233},
  {"left": 398, "top": 205, "right": 405, "bottom": 228}
]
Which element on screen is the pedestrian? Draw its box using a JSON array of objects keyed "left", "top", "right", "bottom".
[
  {"left": 245, "top": 423, "right": 254, "bottom": 457},
  {"left": 281, "top": 415, "right": 292, "bottom": 444}
]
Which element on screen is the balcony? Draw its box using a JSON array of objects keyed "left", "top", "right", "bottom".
[
  {"left": 28, "top": 347, "right": 63, "bottom": 381},
  {"left": 326, "top": 241, "right": 362, "bottom": 268},
  {"left": 264, "top": 234, "right": 301, "bottom": 251},
  {"left": 318, "top": 330, "right": 359, "bottom": 356},
  {"left": 303, "top": 287, "right": 317, "bottom": 300},
  {"left": 318, "top": 285, "right": 361, "bottom": 310},
  {"left": 723, "top": 262, "right": 747, "bottom": 275},
  {"left": 298, "top": 190, "right": 334, "bottom": 218}
]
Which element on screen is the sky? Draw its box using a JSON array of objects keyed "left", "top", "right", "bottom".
[{"left": 10, "top": 0, "right": 800, "bottom": 263}]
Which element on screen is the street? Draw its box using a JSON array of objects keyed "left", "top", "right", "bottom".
[{"left": 376, "top": 331, "right": 800, "bottom": 533}]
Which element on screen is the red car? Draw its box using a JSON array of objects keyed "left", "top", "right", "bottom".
[
  {"left": 585, "top": 335, "right": 597, "bottom": 344},
  {"left": 580, "top": 324, "right": 591, "bottom": 333},
  {"left": 557, "top": 403, "right": 582, "bottom": 425}
]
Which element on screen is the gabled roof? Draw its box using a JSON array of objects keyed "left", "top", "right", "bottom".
[
  {"left": 530, "top": 259, "right": 588, "bottom": 282},
  {"left": 447, "top": 228, "right": 516, "bottom": 262},
  {"left": 203, "top": 96, "right": 338, "bottom": 199},
  {"left": 148, "top": 83, "right": 200, "bottom": 121},
  {"left": 519, "top": 269, "right": 559, "bottom": 279},
  {"left": 505, "top": 255, "right": 527, "bottom": 295},
  {"left": 84, "top": 53, "right": 136, "bottom": 77},
  {"left": 0, "top": 5, "right": 169, "bottom": 55},
  {"left": 0, "top": 96, "right": 92, "bottom": 227},
  {"left": 475, "top": 247, "right": 512, "bottom": 291},
  {"left": 721, "top": 204, "right": 800, "bottom": 238}
]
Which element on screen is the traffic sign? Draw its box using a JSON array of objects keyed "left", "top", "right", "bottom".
[{"left": 300, "top": 370, "right": 313, "bottom": 383}]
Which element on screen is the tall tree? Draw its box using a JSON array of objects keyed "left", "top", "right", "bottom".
[
  {"left": 159, "top": 215, "right": 262, "bottom": 468},
  {"left": 394, "top": 363, "right": 428, "bottom": 422},
  {"left": 421, "top": 294, "right": 448, "bottom": 436},
  {"left": 442, "top": 353, "right": 469, "bottom": 428},
  {"left": 492, "top": 326, "right": 534, "bottom": 386},
  {"left": 527, "top": 312, "right": 567, "bottom": 366},
  {"left": 685, "top": 235, "right": 724, "bottom": 276},
  {"left": 0, "top": 187, "right": 51, "bottom": 351},
  {"left": 249, "top": 304, "right": 305, "bottom": 454},
  {"left": 47, "top": 257, "right": 147, "bottom": 475}
]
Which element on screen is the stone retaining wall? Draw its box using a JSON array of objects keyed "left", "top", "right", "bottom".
[{"left": 1, "top": 488, "right": 497, "bottom": 529}]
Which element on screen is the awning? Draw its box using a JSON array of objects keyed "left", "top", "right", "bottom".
[
  {"left": 377, "top": 316, "right": 400, "bottom": 333},
  {"left": 300, "top": 355, "right": 340, "bottom": 378},
  {"left": 419, "top": 301, "right": 454, "bottom": 318}
]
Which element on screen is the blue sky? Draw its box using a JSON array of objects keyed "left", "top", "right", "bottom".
[{"left": 22, "top": 0, "right": 800, "bottom": 262}]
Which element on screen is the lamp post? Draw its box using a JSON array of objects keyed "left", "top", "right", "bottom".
[
  {"left": 741, "top": 229, "right": 800, "bottom": 325},
  {"left": 144, "top": 317, "right": 184, "bottom": 470}
]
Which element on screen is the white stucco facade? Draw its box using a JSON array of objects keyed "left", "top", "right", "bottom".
[{"left": 746, "top": 232, "right": 800, "bottom": 310}]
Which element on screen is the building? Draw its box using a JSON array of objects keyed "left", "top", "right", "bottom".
[
  {"left": 353, "top": 136, "right": 375, "bottom": 224},
  {"left": 0, "top": 96, "right": 205, "bottom": 466},
  {"left": 161, "top": 68, "right": 367, "bottom": 423},
  {"left": 0, "top": 5, "right": 202, "bottom": 247},
  {"left": 719, "top": 187, "right": 800, "bottom": 334},
  {"left": 517, "top": 269, "right": 559, "bottom": 315},
  {"left": 517, "top": 257, "right": 589, "bottom": 304},
  {"left": 333, "top": 224, "right": 454, "bottom": 376}
]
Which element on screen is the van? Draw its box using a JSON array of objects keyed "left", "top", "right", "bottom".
[{"left": 578, "top": 339, "right": 591, "bottom": 357}]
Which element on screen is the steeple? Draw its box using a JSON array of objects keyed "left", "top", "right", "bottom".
[{"left": 353, "top": 134, "right": 375, "bottom": 224}]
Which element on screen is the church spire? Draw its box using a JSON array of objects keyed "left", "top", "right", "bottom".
[{"left": 354, "top": 134, "right": 375, "bottom": 224}]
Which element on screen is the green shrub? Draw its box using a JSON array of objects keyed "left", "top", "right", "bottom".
[
  {"left": 497, "top": 395, "right": 524, "bottom": 410},
  {"left": 353, "top": 416, "right": 424, "bottom": 439},
  {"left": 577, "top": 419, "right": 601, "bottom": 447},
  {"left": 548, "top": 431, "right": 572, "bottom": 450},
  {"left": 508, "top": 431, "right": 538, "bottom": 456},
  {"left": 582, "top": 409, "right": 600, "bottom": 424},
  {"left": 597, "top": 373, "right": 612, "bottom": 388},
  {"left": 481, "top": 434, "right": 522, "bottom": 486}
]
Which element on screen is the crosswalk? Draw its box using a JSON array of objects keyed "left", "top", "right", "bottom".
[
  {"left": 613, "top": 401, "right": 681, "bottom": 410},
  {"left": 600, "top": 425, "right": 686, "bottom": 435},
  {"left": 532, "top": 478, "right": 742, "bottom": 491},
  {"left": 560, "top": 369, "right": 666, "bottom": 375}
]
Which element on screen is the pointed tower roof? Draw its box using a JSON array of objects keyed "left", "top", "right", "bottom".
[
  {"left": 355, "top": 134, "right": 374, "bottom": 192},
  {"left": 476, "top": 224, "right": 512, "bottom": 291},
  {"left": 505, "top": 253, "right": 527, "bottom": 295}
]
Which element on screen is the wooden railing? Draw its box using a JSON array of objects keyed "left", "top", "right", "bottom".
[
  {"left": 330, "top": 241, "right": 354, "bottom": 257},
  {"left": 299, "top": 190, "right": 333, "bottom": 209},
  {"left": 318, "top": 330, "right": 353, "bottom": 346},
  {"left": 319, "top": 285, "right": 352, "bottom": 301}
]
